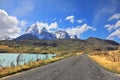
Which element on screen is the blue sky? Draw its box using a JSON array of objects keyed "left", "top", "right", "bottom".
[{"left": 0, "top": 0, "right": 120, "bottom": 42}]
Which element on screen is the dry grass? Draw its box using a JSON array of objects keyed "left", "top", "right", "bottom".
[
  {"left": 89, "top": 50, "right": 120, "bottom": 74},
  {"left": 0, "top": 45, "right": 14, "bottom": 52},
  {"left": 75, "top": 52, "right": 83, "bottom": 56}
]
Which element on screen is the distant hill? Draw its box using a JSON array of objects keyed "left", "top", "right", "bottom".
[
  {"left": 0, "top": 37, "right": 119, "bottom": 53},
  {"left": 85, "top": 37, "right": 119, "bottom": 50},
  {"left": 86, "top": 37, "right": 119, "bottom": 45}
]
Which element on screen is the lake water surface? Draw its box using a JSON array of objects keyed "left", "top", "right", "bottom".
[{"left": 0, "top": 53, "right": 56, "bottom": 67}]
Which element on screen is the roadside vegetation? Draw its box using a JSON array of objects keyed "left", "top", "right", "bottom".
[
  {"left": 89, "top": 50, "right": 120, "bottom": 74},
  {"left": 0, "top": 52, "right": 82, "bottom": 78}
]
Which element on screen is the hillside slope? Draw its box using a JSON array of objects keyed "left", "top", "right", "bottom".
[{"left": 0, "top": 37, "right": 119, "bottom": 53}]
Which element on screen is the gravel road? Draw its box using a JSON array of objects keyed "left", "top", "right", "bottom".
[{"left": 3, "top": 54, "right": 120, "bottom": 80}]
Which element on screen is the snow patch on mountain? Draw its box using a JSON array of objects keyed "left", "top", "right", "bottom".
[
  {"left": 70, "top": 35, "right": 78, "bottom": 39},
  {"left": 55, "top": 30, "right": 70, "bottom": 39},
  {"left": 15, "top": 23, "right": 78, "bottom": 40},
  {"left": 25, "top": 24, "right": 56, "bottom": 40}
]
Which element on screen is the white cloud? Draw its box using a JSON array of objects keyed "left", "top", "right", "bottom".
[
  {"left": 66, "top": 24, "right": 96, "bottom": 38},
  {"left": 49, "top": 22, "right": 58, "bottom": 30},
  {"left": 65, "top": 15, "right": 75, "bottom": 23},
  {"left": 107, "top": 29, "right": 120, "bottom": 39},
  {"left": 105, "top": 20, "right": 120, "bottom": 31},
  {"left": 108, "top": 13, "right": 120, "bottom": 21},
  {"left": 76, "top": 19, "right": 83, "bottom": 23},
  {"left": 31, "top": 22, "right": 58, "bottom": 32},
  {"left": 105, "top": 13, "right": 120, "bottom": 40},
  {"left": 115, "top": 20, "right": 120, "bottom": 27},
  {"left": 105, "top": 24, "right": 114, "bottom": 31},
  {"left": 0, "top": 9, "right": 21, "bottom": 38}
]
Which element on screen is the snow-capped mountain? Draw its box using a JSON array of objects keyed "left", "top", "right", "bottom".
[
  {"left": 38, "top": 27, "right": 56, "bottom": 40},
  {"left": 25, "top": 24, "right": 56, "bottom": 40},
  {"left": 16, "top": 24, "right": 56, "bottom": 40},
  {"left": 70, "top": 35, "right": 78, "bottom": 39},
  {"left": 55, "top": 30, "right": 70, "bottom": 39},
  {"left": 15, "top": 23, "right": 78, "bottom": 40},
  {"left": 25, "top": 24, "right": 40, "bottom": 37}
]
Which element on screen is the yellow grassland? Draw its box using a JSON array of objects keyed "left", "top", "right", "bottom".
[{"left": 89, "top": 50, "right": 120, "bottom": 74}]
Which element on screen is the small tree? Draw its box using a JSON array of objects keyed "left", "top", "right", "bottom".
[
  {"left": 45, "top": 54, "right": 47, "bottom": 60},
  {"left": 36, "top": 54, "right": 40, "bottom": 61},
  {"left": 0, "top": 59, "right": 5, "bottom": 67},
  {"left": 10, "top": 61, "right": 15, "bottom": 67},
  {"left": 16, "top": 54, "right": 24, "bottom": 66}
]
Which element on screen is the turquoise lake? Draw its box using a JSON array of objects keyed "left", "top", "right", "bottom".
[{"left": 0, "top": 53, "right": 56, "bottom": 67}]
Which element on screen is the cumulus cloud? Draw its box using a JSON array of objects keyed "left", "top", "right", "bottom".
[
  {"left": 66, "top": 24, "right": 96, "bottom": 38},
  {"left": 108, "top": 13, "right": 120, "bottom": 21},
  {"left": 105, "top": 13, "right": 120, "bottom": 40},
  {"left": 115, "top": 20, "right": 120, "bottom": 27},
  {"left": 107, "top": 29, "right": 120, "bottom": 39},
  {"left": 65, "top": 15, "right": 75, "bottom": 23},
  {"left": 30, "top": 22, "right": 58, "bottom": 32},
  {"left": 0, "top": 9, "right": 21, "bottom": 38},
  {"left": 105, "top": 20, "right": 120, "bottom": 31},
  {"left": 76, "top": 19, "right": 83, "bottom": 23},
  {"left": 49, "top": 22, "right": 58, "bottom": 30},
  {"left": 104, "top": 24, "right": 114, "bottom": 31}
]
